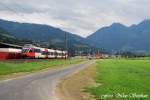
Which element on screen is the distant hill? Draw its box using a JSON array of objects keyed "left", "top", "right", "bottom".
[{"left": 87, "top": 19, "right": 150, "bottom": 52}]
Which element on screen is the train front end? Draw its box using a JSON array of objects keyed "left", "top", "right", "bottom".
[{"left": 21, "top": 44, "right": 35, "bottom": 58}]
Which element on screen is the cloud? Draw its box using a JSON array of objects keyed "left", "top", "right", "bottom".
[{"left": 0, "top": 0, "right": 150, "bottom": 37}]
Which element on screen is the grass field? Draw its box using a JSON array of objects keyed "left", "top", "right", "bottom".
[
  {"left": 0, "top": 59, "right": 84, "bottom": 77},
  {"left": 85, "top": 59, "right": 150, "bottom": 100}
]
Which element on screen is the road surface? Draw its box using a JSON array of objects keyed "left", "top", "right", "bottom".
[{"left": 0, "top": 60, "right": 94, "bottom": 100}]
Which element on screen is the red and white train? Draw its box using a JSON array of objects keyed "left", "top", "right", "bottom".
[{"left": 22, "top": 44, "right": 68, "bottom": 59}]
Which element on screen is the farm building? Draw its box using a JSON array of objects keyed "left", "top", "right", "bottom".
[{"left": 0, "top": 42, "right": 22, "bottom": 60}]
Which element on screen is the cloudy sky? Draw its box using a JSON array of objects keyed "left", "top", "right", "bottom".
[{"left": 0, "top": 0, "right": 150, "bottom": 37}]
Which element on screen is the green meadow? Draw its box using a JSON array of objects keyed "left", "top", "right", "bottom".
[
  {"left": 85, "top": 59, "right": 150, "bottom": 100},
  {"left": 0, "top": 59, "right": 83, "bottom": 77}
]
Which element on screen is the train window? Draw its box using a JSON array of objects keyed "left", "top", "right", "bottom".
[
  {"left": 49, "top": 52, "right": 55, "bottom": 55},
  {"left": 55, "top": 52, "right": 58, "bottom": 56},
  {"left": 48, "top": 52, "right": 51, "bottom": 55},
  {"left": 58, "top": 53, "right": 62, "bottom": 56},
  {"left": 51, "top": 52, "right": 54, "bottom": 55},
  {"left": 42, "top": 51, "right": 48, "bottom": 55},
  {"left": 34, "top": 49, "right": 41, "bottom": 53},
  {"left": 62, "top": 53, "right": 65, "bottom": 56},
  {"left": 22, "top": 49, "right": 28, "bottom": 53}
]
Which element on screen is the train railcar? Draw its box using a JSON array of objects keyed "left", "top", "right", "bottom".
[
  {"left": 47, "top": 49, "right": 55, "bottom": 58},
  {"left": 0, "top": 42, "right": 22, "bottom": 60},
  {"left": 0, "top": 48, "right": 22, "bottom": 60},
  {"left": 56, "top": 50, "right": 63, "bottom": 58},
  {"left": 22, "top": 44, "right": 68, "bottom": 59}
]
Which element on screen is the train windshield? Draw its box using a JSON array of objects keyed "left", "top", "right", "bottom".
[{"left": 22, "top": 49, "right": 29, "bottom": 53}]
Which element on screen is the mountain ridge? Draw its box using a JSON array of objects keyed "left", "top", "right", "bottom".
[
  {"left": 1, "top": 18, "right": 150, "bottom": 53},
  {"left": 87, "top": 19, "right": 150, "bottom": 52}
]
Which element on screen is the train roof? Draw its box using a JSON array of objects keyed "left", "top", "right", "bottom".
[
  {"left": 62, "top": 51, "right": 67, "bottom": 53},
  {"left": 23, "top": 44, "right": 67, "bottom": 52},
  {"left": 56, "top": 49, "right": 63, "bottom": 53},
  {"left": 48, "top": 49, "right": 55, "bottom": 52},
  {"left": 0, "top": 48, "right": 21, "bottom": 53}
]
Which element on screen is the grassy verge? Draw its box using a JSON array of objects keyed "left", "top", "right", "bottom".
[
  {"left": 0, "top": 59, "right": 84, "bottom": 78},
  {"left": 56, "top": 63, "right": 96, "bottom": 100},
  {"left": 85, "top": 59, "right": 150, "bottom": 100}
]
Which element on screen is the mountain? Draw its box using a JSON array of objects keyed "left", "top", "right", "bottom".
[
  {"left": 0, "top": 20, "right": 88, "bottom": 45},
  {"left": 0, "top": 19, "right": 96, "bottom": 55},
  {"left": 0, "top": 19, "right": 85, "bottom": 41},
  {"left": 3, "top": 18, "right": 150, "bottom": 53},
  {"left": 87, "top": 19, "right": 150, "bottom": 52}
]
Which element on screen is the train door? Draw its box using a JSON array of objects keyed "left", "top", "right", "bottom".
[
  {"left": 45, "top": 48, "right": 48, "bottom": 59},
  {"left": 34, "top": 48, "right": 42, "bottom": 58}
]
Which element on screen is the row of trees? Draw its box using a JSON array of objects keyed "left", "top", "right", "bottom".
[{"left": 115, "top": 51, "right": 149, "bottom": 58}]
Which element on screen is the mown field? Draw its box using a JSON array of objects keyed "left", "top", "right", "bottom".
[
  {"left": 0, "top": 59, "right": 84, "bottom": 77},
  {"left": 85, "top": 59, "right": 150, "bottom": 100}
]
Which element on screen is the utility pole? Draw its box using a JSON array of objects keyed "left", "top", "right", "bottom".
[
  {"left": 65, "top": 32, "right": 67, "bottom": 51},
  {"left": 65, "top": 32, "right": 68, "bottom": 59}
]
